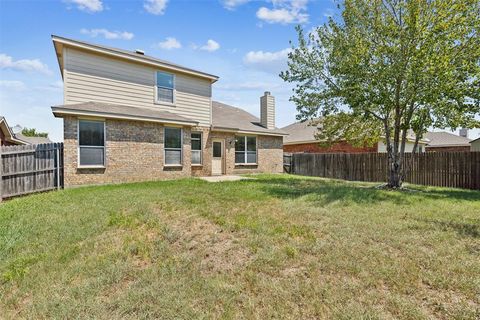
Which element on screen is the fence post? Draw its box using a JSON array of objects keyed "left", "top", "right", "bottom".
[
  {"left": 56, "top": 144, "right": 60, "bottom": 190},
  {"left": 0, "top": 146, "right": 3, "bottom": 202}
]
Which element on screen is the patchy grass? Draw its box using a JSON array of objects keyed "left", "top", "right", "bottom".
[{"left": 0, "top": 174, "right": 479, "bottom": 319}]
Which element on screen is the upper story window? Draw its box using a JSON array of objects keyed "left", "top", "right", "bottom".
[
  {"left": 78, "top": 120, "right": 105, "bottom": 167},
  {"left": 156, "top": 71, "right": 175, "bottom": 104}
]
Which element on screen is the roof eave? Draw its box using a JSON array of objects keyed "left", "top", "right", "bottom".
[
  {"left": 51, "top": 107, "right": 199, "bottom": 127},
  {"left": 283, "top": 140, "right": 319, "bottom": 145},
  {"left": 426, "top": 143, "right": 471, "bottom": 147},
  {"left": 211, "top": 126, "right": 288, "bottom": 137}
]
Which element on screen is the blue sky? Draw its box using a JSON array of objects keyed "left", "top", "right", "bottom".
[
  {"left": 0, "top": 0, "right": 335, "bottom": 141},
  {"left": 1, "top": 0, "right": 478, "bottom": 142}
]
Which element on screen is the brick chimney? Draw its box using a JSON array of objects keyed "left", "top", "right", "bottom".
[
  {"left": 459, "top": 128, "right": 468, "bottom": 138},
  {"left": 260, "top": 91, "right": 275, "bottom": 129}
]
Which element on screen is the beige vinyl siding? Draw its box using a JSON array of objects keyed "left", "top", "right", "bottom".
[
  {"left": 471, "top": 140, "right": 480, "bottom": 151},
  {"left": 377, "top": 140, "right": 427, "bottom": 153},
  {"left": 64, "top": 48, "right": 212, "bottom": 126}
]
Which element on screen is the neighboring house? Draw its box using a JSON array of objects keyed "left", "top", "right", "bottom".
[
  {"left": 470, "top": 137, "right": 480, "bottom": 152},
  {"left": 0, "top": 117, "right": 25, "bottom": 146},
  {"left": 282, "top": 120, "right": 428, "bottom": 153},
  {"left": 424, "top": 131, "right": 471, "bottom": 152},
  {"left": 10, "top": 125, "right": 52, "bottom": 145},
  {"left": 50, "top": 36, "right": 286, "bottom": 186},
  {"left": 0, "top": 117, "right": 50, "bottom": 146}
]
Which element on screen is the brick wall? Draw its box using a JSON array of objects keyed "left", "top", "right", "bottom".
[
  {"left": 233, "top": 135, "right": 283, "bottom": 174},
  {"left": 283, "top": 141, "right": 377, "bottom": 153},
  {"left": 192, "top": 130, "right": 283, "bottom": 176},
  {"left": 64, "top": 116, "right": 192, "bottom": 186},
  {"left": 63, "top": 116, "right": 283, "bottom": 186}
]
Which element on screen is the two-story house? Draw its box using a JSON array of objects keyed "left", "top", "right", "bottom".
[{"left": 51, "top": 36, "right": 286, "bottom": 186}]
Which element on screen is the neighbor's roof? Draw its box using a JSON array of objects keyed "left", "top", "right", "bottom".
[
  {"left": 282, "top": 120, "right": 429, "bottom": 145},
  {"left": 470, "top": 136, "right": 480, "bottom": 143},
  {"left": 282, "top": 120, "right": 320, "bottom": 144},
  {"left": 425, "top": 131, "right": 471, "bottom": 147},
  {"left": 212, "top": 101, "right": 287, "bottom": 136},
  {"left": 51, "top": 102, "right": 199, "bottom": 126},
  {"left": 0, "top": 116, "right": 27, "bottom": 145},
  {"left": 51, "top": 35, "right": 219, "bottom": 82},
  {"left": 14, "top": 132, "right": 52, "bottom": 145}
]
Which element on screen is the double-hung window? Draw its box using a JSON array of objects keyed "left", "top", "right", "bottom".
[
  {"left": 164, "top": 127, "right": 182, "bottom": 165},
  {"left": 78, "top": 120, "right": 105, "bottom": 167},
  {"left": 191, "top": 132, "right": 202, "bottom": 165},
  {"left": 156, "top": 71, "right": 174, "bottom": 104},
  {"left": 235, "top": 135, "right": 257, "bottom": 164}
]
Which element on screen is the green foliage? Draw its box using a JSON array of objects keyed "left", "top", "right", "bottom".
[
  {"left": 21, "top": 127, "right": 48, "bottom": 138},
  {"left": 281, "top": 0, "right": 480, "bottom": 187}
]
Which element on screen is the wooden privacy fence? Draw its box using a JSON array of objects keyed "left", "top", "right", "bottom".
[
  {"left": 0, "top": 143, "right": 64, "bottom": 200},
  {"left": 286, "top": 152, "right": 480, "bottom": 190}
]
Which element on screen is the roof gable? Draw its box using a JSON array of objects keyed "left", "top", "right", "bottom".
[{"left": 52, "top": 35, "right": 219, "bottom": 82}]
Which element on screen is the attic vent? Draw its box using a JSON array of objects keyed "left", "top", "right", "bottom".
[{"left": 135, "top": 49, "right": 145, "bottom": 55}]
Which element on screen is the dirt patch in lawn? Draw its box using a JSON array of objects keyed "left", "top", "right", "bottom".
[{"left": 169, "top": 217, "right": 253, "bottom": 275}]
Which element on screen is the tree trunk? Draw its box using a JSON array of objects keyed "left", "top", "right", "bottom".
[{"left": 387, "top": 155, "right": 403, "bottom": 188}]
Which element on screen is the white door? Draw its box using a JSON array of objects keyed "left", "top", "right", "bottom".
[{"left": 212, "top": 140, "right": 224, "bottom": 175}]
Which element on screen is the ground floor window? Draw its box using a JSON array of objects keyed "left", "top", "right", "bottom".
[
  {"left": 164, "top": 127, "right": 182, "bottom": 165},
  {"left": 191, "top": 132, "right": 202, "bottom": 165},
  {"left": 78, "top": 119, "right": 105, "bottom": 167},
  {"left": 235, "top": 135, "right": 257, "bottom": 164}
]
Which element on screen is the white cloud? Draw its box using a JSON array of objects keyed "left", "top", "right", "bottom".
[
  {"left": 221, "top": 0, "right": 250, "bottom": 10},
  {"left": 0, "top": 54, "right": 52, "bottom": 75},
  {"left": 323, "top": 8, "right": 334, "bottom": 18},
  {"left": 144, "top": 0, "right": 168, "bottom": 15},
  {"left": 66, "top": 0, "right": 103, "bottom": 13},
  {"left": 243, "top": 48, "right": 291, "bottom": 73},
  {"left": 80, "top": 28, "right": 134, "bottom": 40},
  {"left": 256, "top": 0, "right": 309, "bottom": 24},
  {"left": 199, "top": 39, "right": 220, "bottom": 52},
  {"left": 0, "top": 80, "right": 26, "bottom": 91},
  {"left": 156, "top": 37, "right": 182, "bottom": 50}
]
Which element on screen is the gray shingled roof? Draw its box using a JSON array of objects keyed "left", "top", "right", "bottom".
[
  {"left": 283, "top": 119, "right": 429, "bottom": 144},
  {"left": 282, "top": 120, "right": 320, "bottom": 144},
  {"left": 52, "top": 102, "right": 199, "bottom": 125},
  {"left": 212, "top": 101, "right": 287, "bottom": 136},
  {"left": 52, "top": 101, "right": 287, "bottom": 135},
  {"left": 14, "top": 132, "right": 52, "bottom": 144},
  {"left": 425, "top": 131, "right": 471, "bottom": 147}
]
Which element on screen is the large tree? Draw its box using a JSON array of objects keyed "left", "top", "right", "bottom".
[
  {"left": 21, "top": 128, "right": 48, "bottom": 138},
  {"left": 281, "top": 0, "right": 480, "bottom": 188}
]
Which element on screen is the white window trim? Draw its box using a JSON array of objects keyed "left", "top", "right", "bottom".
[
  {"left": 235, "top": 135, "right": 258, "bottom": 165},
  {"left": 155, "top": 71, "right": 176, "bottom": 106},
  {"left": 164, "top": 126, "right": 183, "bottom": 167},
  {"left": 77, "top": 119, "right": 106, "bottom": 168},
  {"left": 191, "top": 131, "right": 203, "bottom": 166}
]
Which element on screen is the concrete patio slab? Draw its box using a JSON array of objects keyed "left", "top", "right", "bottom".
[{"left": 199, "top": 175, "right": 252, "bottom": 183}]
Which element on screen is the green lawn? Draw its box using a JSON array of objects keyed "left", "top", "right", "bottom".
[{"left": 1, "top": 174, "right": 479, "bottom": 319}]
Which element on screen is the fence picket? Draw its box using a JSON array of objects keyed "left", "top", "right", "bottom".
[
  {"left": 289, "top": 152, "right": 480, "bottom": 190},
  {"left": 0, "top": 143, "right": 64, "bottom": 200}
]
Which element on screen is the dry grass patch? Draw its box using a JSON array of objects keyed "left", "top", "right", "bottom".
[{"left": 0, "top": 175, "right": 479, "bottom": 319}]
